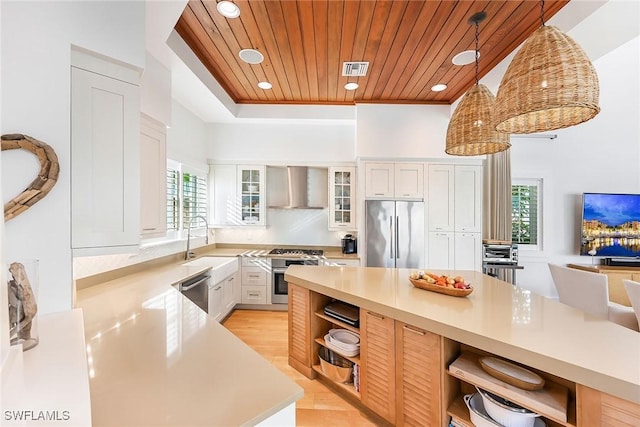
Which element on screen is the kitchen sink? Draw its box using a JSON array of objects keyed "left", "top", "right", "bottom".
[{"left": 182, "top": 256, "right": 239, "bottom": 283}]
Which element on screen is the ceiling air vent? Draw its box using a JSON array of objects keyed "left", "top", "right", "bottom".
[{"left": 342, "top": 62, "right": 369, "bottom": 77}]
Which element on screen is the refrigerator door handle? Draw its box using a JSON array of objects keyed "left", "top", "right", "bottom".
[
  {"left": 396, "top": 216, "right": 400, "bottom": 259},
  {"left": 389, "top": 217, "right": 394, "bottom": 259}
]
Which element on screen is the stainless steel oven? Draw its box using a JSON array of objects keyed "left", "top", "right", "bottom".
[{"left": 271, "top": 258, "right": 319, "bottom": 304}]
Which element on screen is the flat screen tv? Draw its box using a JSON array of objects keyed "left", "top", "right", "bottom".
[{"left": 580, "top": 193, "right": 640, "bottom": 257}]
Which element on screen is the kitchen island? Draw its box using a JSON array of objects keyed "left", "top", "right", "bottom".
[
  {"left": 76, "top": 258, "right": 302, "bottom": 427},
  {"left": 285, "top": 265, "right": 640, "bottom": 426}
]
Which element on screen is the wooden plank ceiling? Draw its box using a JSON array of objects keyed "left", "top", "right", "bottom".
[{"left": 175, "top": 0, "right": 569, "bottom": 106}]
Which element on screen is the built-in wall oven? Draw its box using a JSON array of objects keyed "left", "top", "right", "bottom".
[{"left": 269, "top": 249, "right": 322, "bottom": 304}]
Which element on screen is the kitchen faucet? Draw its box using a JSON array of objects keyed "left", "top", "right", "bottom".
[{"left": 185, "top": 215, "right": 209, "bottom": 260}]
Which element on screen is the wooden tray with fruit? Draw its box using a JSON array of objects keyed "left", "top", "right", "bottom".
[{"left": 409, "top": 272, "right": 473, "bottom": 297}]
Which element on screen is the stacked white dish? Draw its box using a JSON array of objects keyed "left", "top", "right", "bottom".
[
  {"left": 470, "top": 387, "right": 544, "bottom": 427},
  {"left": 323, "top": 328, "right": 360, "bottom": 357},
  {"left": 464, "top": 393, "right": 546, "bottom": 427}
]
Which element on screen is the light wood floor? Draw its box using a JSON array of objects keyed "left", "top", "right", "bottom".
[{"left": 223, "top": 310, "right": 379, "bottom": 426}]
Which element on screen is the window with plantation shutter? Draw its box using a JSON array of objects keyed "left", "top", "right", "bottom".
[
  {"left": 166, "top": 168, "right": 179, "bottom": 231},
  {"left": 182, "top": 173, "right": 207, "bottom": 229},
  {"left": 512, "top": 179, "right": 541, "bottom": 248}
]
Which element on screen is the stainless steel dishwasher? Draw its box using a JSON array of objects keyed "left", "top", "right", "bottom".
[{"left": 178, "top": 272, "right": 211, "bottom": 313}]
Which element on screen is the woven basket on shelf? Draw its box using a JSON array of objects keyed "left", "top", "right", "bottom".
[
  {"left": 445, "top": 83, "right": 511, "bottom": 156},
  {"left": 494, "top": 25, "right": 600, "bottom": 134}
]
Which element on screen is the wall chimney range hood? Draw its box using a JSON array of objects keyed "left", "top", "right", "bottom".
[{"left": 268, "top": 166, "right": 326, "bottom": 209}]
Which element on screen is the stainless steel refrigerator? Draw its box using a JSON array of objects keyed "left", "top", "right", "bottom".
[{"left": 365, "top": 200, "right": 424, "bottom": 268}]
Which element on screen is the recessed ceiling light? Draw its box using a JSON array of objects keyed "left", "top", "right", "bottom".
[
  {"left": 217, "top": 1, "right": 240, "bottom": 18},
  {"left": 239, "top": 49, "right": 264, "bottom": 64},
  {"left": 344, "top": 82, "right": 359, "bottom": 91},
  {"left": 258, "top": 81, "right": 272, "bottom": 90},
  {"left": 452, "top": 50, "right": 479, "bottom": 66},
  {"left": 431, "top": 83, "right": 447, "bottom": 92}
]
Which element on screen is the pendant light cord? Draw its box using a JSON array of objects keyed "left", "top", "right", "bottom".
[
  {"left": 474, "top": 18, "right": 480, "bottom": 85},
  {"left": 540, "top": 0, "right": 546, "bottom": 26}
]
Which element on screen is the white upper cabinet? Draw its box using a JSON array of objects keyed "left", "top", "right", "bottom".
[
  {"left": 454, "top": 166, "right": 483, "bottom": 232},
  {"left": 210, "top": 164, "right": 238, "bottom": 227},
  {"left": 329, "top": 166, "right": 356, "bottom": 230},
  {"left": 394, "top": 163, "right": 424, "bottom": 199},
  {"left": 210, "top": 164, "right": 266, "bottom": 227},
  {"left": 427, "top": 165, "right": 455, "bottom": 231},
  {"left": 365, "top": 163, "right": 394, "bottom": 198},
  {"left": 238, "top": 165, "right": 266, "bottom": 226},
  {"left": 71, "top": 58, "right": 140, "bottom": 254},
  {"left": 140, "top": 114, "right": 167, "bottom": 238},
  {"left": 365, "top": 162, "right": 424, "bottom": 199}
]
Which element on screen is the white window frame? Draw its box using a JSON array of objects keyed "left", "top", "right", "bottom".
[
  {"left": 512, "top": 177, "right": 543, "bottom": 252},
  {"left": 163, "top": 159, "right": 208, "bottom": 241}
]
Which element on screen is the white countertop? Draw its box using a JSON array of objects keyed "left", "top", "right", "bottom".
[
  {"left": 285, "top": 266, "right": 640, "bottom": 404},
  {"left": 0, "top": 309, "right": 92, "bottom": 426},
  {"left": 76, "top": 260, "right": 302, "bottom": 427}
]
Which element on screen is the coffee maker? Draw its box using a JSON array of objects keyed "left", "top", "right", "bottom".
[{"left": 341, "top": 234, "right": 357, "bottom": 254}]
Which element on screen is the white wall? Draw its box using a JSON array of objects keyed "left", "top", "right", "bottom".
[
  {"left": 169, "top": 100, "right": 209, "bottom": 172},
  {"left": 356, "top": 104, "right": 451, "bottom": 159},
  {"left": 141, "top": 52, "right": 172, "bottom": 126},
  {"left": 1, "top": 1, "right": 145, "bottom": 314},
  {"left": 208, "top": 122, "right": 355, "bottom": 163}
]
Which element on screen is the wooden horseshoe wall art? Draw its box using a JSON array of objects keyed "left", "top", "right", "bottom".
[{"left": 2, "top": 134, "right": 60, "bottom": 221}]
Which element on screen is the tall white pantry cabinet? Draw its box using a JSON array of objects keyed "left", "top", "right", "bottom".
[
  {"left": 71, "top": 51, "right": 141, "bottom": 254},
  {"left": 427, "top": 164, "right": 483, "bottom": 271}
]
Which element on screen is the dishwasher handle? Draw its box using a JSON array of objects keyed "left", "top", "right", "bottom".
[{"left": 180, "top": 274, "right": 210, "bottom": 291}]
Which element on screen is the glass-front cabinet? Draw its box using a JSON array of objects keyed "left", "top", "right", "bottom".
[
  {"left": 329, "top": 166, "right": 356, "bottom": 230},
  {"left": 238, "top": 165, "right": 265, "bottom": 226}
]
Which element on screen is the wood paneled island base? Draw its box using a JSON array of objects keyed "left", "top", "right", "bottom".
[{"left": 285, "top": 266, "right": 640, "bottom": 427}]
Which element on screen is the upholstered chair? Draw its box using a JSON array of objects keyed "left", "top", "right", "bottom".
[
  {"left": 548, "top": 263, "right": 639, "bottom": 331},
  {"left": 622, "top": 279, "right": 640, "bottom": 331}
]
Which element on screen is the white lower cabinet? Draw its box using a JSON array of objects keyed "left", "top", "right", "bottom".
[
  {"left": 208, "top": 281, "right": 223, "bottom": 321},
  {"left": 222, "top": 271, "right": 237, "bottom": 314},
  {"left": 241, "top": 286, "right": 267, "bottom": 304},
  {"left": 428, "top": 232, "right": 455, "bottom": 269},
  {"left": 428, "top": 232, "right": 482, "bottom": 271},
  {"left": 240, "top": 257, "right": 269, "bottom": 304},
  {"left": 454, "top": 232, "right": 482, "bottom": 271}
]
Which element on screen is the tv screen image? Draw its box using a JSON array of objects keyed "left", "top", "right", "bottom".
[{"left": 581, "top": 193, "right": 640, "bottom": 257}]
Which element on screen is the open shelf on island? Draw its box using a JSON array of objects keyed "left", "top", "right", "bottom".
[
  {"left": 314, "top": 311, "right": 360, "bottom": 334},
  {"left": 312, "top": 364, "right": 360, "bottom": 399},
  {"left": 446, "top": 395, "right": 473, "bottom": 427},
  {"left": 314, "top": 337, "right": 360, "bottom": 364},
  {"left": 448, "top": 352, "right": 576, "bottom": 427}
]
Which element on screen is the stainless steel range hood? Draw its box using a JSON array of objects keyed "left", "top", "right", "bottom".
[
  {"left": 287, "top": 166, "right": 309, "bottom": 208},
  {"left": 268, "top": 166, "right": 326, "bottom": 209}
]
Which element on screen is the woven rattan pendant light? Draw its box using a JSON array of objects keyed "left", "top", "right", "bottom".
[
  {"left": 445, "top": 12, "right": 510, "bottom": 156},
  {"left": 493, "top": 0, "right": 600, "bottom": 133}
]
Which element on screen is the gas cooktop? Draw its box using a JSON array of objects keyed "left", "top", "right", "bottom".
[{"left": 268, "top": 248, "right": 324, "bottom": 256}]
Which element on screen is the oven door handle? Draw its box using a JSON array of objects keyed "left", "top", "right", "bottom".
[
  {"left": 180, "top": 275, "right": 210, "bottom": 291},
  {"left": 272, "top": 267, "right": 288, "bottom": 274}
]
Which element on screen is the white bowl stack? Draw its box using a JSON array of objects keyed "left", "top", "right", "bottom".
[
  {"left": 472, "top": 387, "right": 545, "bottom": 427},
  {"left": 324, "top": 329, "right": 360, "bottom": 357}
]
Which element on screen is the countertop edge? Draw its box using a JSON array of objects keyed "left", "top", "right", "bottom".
[{"left": 285, "top": 268, "right": 640, "bottom": 405}]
